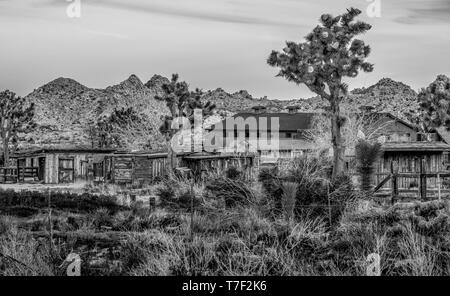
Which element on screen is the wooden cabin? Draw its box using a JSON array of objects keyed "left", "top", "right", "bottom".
[
  {"left": 10, "top": 147, "right": 116, "bottom": 184},
  {"left": 373, "top": 142, "right": 450, "bottom": 190},
  {"left": 102, "top": 152, "right": 256, "bottom": 185},
  {"left": 100, "top": 151, "right": 172, "bottom": 186},
  {"left": 7, "top": 147, "right": 257, "bottom": 186}
]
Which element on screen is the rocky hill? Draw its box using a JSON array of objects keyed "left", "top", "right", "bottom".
[
  {"left": 24, "top": 74, "right": 168, "bottom": 149},
  {"left": 201, "top": 78, "right": 419, "bottom": 118},
  {"left": 20, "top": 75, "right": 421, "bottom": 150}
]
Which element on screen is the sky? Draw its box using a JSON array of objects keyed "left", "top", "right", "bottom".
[{"left": 0, "top": 0, "right": 449, "bottom": 100}]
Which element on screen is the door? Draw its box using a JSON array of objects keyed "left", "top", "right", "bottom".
[
  {"left": 80, "top": 160, "right": 89, "bottom": 181},
  {"left": 38, "top": 157, "right": 45, "bottom": 181},
  {"left": 58, "top": 158, "right": 74, "bottom": 183}
]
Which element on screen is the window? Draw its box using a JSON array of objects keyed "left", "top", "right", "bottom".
[
  {"left": 58, "top": 158, "right": 74, "bottom": 183},
  {"left": 285, "top": 132, "right": 292, "bottom": 138}
]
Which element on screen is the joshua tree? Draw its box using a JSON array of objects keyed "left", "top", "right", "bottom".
[
  {"left": 0, "top": 90, "right": 35, "bottom": 165},
  {"left": 267, "top": 7, "right": 374, "bottom": 179},
  {"left": 417, "top": 75, "right": 450, "bottom": 132},
  {"left": 156, "top": 74, "right": 215, "bottom": 172},
  {"left": 355, "top": 139, "right": 381, "bottom": 192}
]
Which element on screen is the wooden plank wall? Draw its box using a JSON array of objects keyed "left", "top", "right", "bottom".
[
  {"left": 348, "top": 152, "right": 446, "bottom": 190},
  {"left": 111, "top": 155, "right": 169, "bottom": 185}
]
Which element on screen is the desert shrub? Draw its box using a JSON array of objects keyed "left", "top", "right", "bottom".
[
  {"left": 1, "top": 206, "right": 39, "bottom": 218},
  {"left": 0, "top": 227, "right": 54, "bottom": 276},
  {"left": 156, "top": 179, "right": 202, "bottom": 210},
  {"left": 330, "top": 199, "right": 450, "bottom": 275},
  {"left": 281, "top": 182, "right": 297, "bottom": 221},
  {"left": 0, "top": 189, "right": 126, "bottom": 214},
  {"left": 0, "top": 216, "right": 15, "bottom": 236},
  {"left": 156, "top": 183, "right": 176, "bottom": 207},
  {"left": 258, "top": 166, "right": 283, "bottom": 213},
  {"left": 120, "top": 230, "right": 173, "bottom": 272},
  {"left": 259, "top": 156, "right": 356, "bottom": 224},
  {"left": 91, "top": 208, "right": 115, "bottom": 229},
  {"left": 287, "top": 217, "right": 329, "bottom": 266},
  {"left": 226, "top": 166, "right": 243, "bottom": 180},
  {"left": 205, "top": 176, "right": 256, "bottom": 208}
]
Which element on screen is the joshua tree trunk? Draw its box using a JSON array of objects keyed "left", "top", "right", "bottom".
[
  {"left": 2, "top": 137, "right": 9, "bottom": 166},
  {"left": 360, "top": 166, "right": 375, "bottom": 191},
  {"left": 167, "top": 141, "right": 177, "bottom": 173},
  {"left": 330, "top": 100, "right": 345, "bottom": 180},
  {"left": 166, "top": 105, "right": 179, "bottom": 174}
]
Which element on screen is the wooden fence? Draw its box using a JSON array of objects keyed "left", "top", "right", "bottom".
[
  {"left": 373, "top": 159, "right": 450, "bottom": 201},
  {"left": 0, "top": 167, "right": 39, "bottom": 183}
]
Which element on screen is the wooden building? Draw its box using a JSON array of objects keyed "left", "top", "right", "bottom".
[
  {"left": 10, "top": 147, "right": 116, "bottom": 184},
  {"left": 9, "top": 147, "right": 256, "bottom": 185}
]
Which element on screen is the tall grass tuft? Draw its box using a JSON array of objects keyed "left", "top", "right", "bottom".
[{"left": 281, "top": 182, "right": 297, "bottom": 222}]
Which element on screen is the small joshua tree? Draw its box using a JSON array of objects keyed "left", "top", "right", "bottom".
[
  {"left": 355, "top": 139, "right": 381, "bottom": 192},
  {"left": 0, "top": 90, "right": 35, "bottom": 165},
  {"left": 267, "top": 7, "right": 374, "bottom": 179},
  {"left": 156, "top": 74, "right": 215, "bottom": 172}
]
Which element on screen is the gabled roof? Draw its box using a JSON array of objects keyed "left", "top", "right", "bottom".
[
  {"left": 213, "top": 112, "right": 322, "bottom": 132},
  {"left": 373, "top": 112, "right": 416, "bottom": 130},
  {"left": 435, "top": 127, "right": 450, "bottom": 144}
]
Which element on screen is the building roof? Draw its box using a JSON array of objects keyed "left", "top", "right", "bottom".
[
  {"left": 382, "top": 142, "right": 450, "bottom": 152},
  {"left": 12, "top": 146, "right": 117, "bottom": 158},
  {"left": 212, "top": 112, "right": 321, "bottom": 132},
  {"left": 435, "top": 127, "right": 450, "bottom": 145},
  {"left": 375, "top": 112, "right": 416, "bottom": 130}
]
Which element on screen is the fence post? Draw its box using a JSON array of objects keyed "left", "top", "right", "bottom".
[
  {"left": 437, "top": 173, "right": 441, "bottom": 201},
  {"left": 47, "top": 187, "right": 54, "bottom": 252},
  {"left": 390, "top": 161, "right": 398, "bottom": 204},
  {"left": 419, "top": 158, "right": 427, "bottom": 201}
]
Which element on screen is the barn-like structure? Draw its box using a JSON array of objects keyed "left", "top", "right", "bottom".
[{"left": 5, "top": 147, "right": 256, "bottom": 185}]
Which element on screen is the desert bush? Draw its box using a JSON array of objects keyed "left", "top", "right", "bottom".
[
  {"left": 206, "top": 176, "right": 256, "bottom": 208},
  {"left": 225, "top": 166, "right": 243, "bottom": 180},
  {"left": 156, "top": 178, "right": 202, "bottom": 210},
  {"left": 331, "top": 199, "right": 450, "bottom": 275},
  {"left": 258, "top": 165, "right": 283, "bottom": 213},
  {"left": 120, "top": 230, "right": 173, "bottom": 272},
  {"left": 281, "top": 182, "right": 297, "bottom": 221},
  {"left": 0, "top": 216, "right": 15, "bottom": 236},
  {"left": 91, "top": 208, "right": 115, "bottom": 229},
  {"left": 0, "top": 225, "right": 54, "bottom": 276},
  {"left": 259, "top": 156, "right": 356, "bottom": 224},
  {"left": 0, "top": 188, "right": 126, "bottom": 214}
]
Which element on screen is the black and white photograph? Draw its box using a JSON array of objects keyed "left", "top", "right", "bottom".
[{"left": 0, "top": 0, "right": 450, "bottom": 283}]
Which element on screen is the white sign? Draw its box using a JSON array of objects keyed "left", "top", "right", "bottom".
[
  {"left": 366, "top": 253, "right": 381, "bottom": 276},
  {"left": 66, "top": 253, "right": 81, "bottom": 276}
]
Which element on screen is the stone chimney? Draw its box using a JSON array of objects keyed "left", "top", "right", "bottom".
[
  {"left": 251, "top": 105, "right": 267, "bottom": 114},
  {"left": 359, "top": 105, "right": 375, "bottom": 113},
  {"left": 287, "top": 105, "right": 300, "bottom": 114}
]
